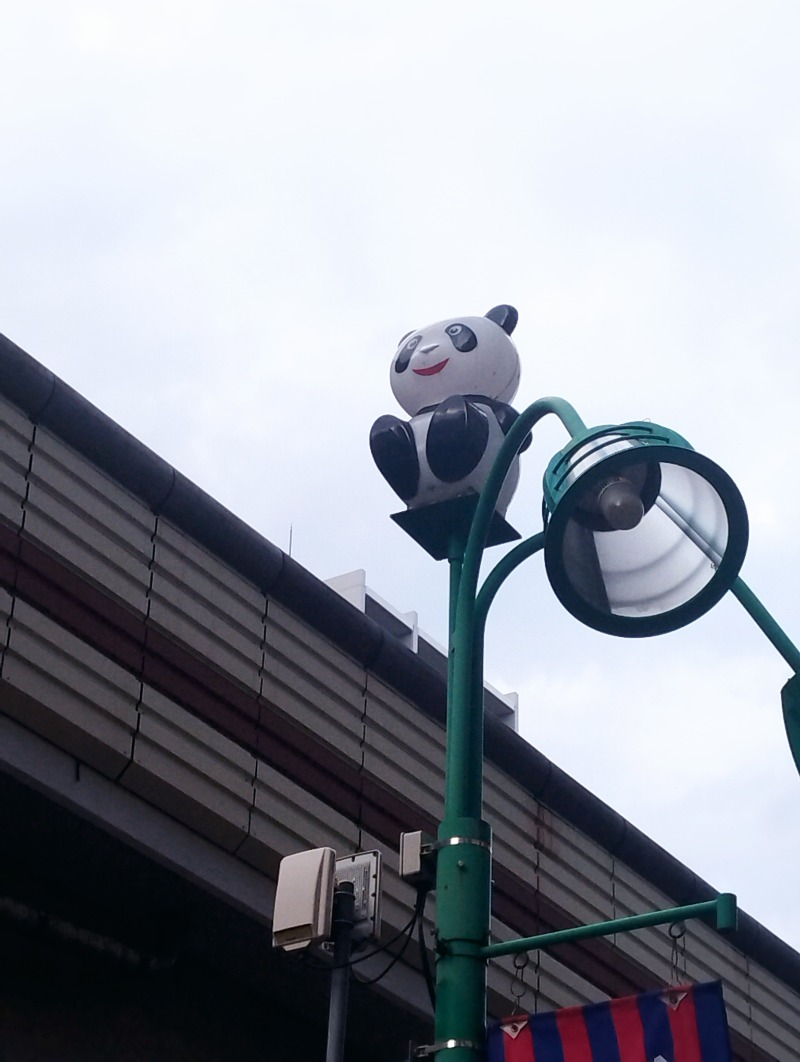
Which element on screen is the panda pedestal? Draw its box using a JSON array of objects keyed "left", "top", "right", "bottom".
[{"left": 391, "top": 493, "right": 519, "bottom": 561}]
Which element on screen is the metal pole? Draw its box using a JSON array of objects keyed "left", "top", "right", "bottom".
[
  {"left": 325, "top": 881, "right": 355, "bottom": 1062},
  {"left": 432, "top": 400, "right": 587, "bottom": 1060}
]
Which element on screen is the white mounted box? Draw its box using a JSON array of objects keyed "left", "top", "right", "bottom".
[{"left": 272, "top": 847, "right": 336, "bottom": 951}]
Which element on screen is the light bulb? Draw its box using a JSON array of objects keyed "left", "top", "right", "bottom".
[{"left": 596, "top": 476, "right": 645, "bottom": 530}]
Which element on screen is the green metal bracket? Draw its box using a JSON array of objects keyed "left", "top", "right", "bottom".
[
  {"left": 731, "top": 578, "right": 800, "bottom": 673},
  {"left": 782, "top": 673, "right": 800, "bottom": 776},
  {"left": 477, "top": 894, "right": 738, "bottom": 961},
  {"left": 730, "top": 577, "right": 800, "bottom": 777}
]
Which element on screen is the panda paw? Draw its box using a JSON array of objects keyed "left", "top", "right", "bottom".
[
  {"left": 426, "top": 395, "right": 489, "bottom": 483},
  {"left": 369, "top": 415, "right": 420, "bottom": 501}
]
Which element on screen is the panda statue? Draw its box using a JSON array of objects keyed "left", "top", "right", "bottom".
[{"left": 370, "top": 304, "right": 530, "bottom": 518}]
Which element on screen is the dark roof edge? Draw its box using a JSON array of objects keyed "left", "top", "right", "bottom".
[{"left": 2, "top": 332, "right": 798, "bottom": 992}]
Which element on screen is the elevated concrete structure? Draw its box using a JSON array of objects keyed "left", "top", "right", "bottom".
[{"left": 1, "top": 332, "right": 799, "bottom": 1059}]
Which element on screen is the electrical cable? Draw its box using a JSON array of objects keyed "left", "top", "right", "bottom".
[
  {"left": 302, "top": 907, "right": 418, "bottom": 972},
  {"left": 416, "top": 889, "right": 436, "bottom": 1010},
  {"left": 351, "top": 914, "right": 416, "bottom": 986},
  {"left": 352, "top": 885, "right": 430, "bottom": 988}
]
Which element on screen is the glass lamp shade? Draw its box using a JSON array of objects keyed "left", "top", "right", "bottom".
[{"left": 543, "top": 422, "right": 749, "bottom": 637}]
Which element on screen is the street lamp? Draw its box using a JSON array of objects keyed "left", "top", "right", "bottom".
[
  {"left": 371, "top": 309, "right": 798, "bottom": 1060},
  {"left": 393, "top": 396, "right": 753, "bottom": 1059},
  {"left": 542, "top": 420, "right": 749, "bottom": 637}
]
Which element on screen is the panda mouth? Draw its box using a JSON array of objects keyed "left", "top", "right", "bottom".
[{"left": 413, "top": 358, "right": 449, "bottom": 376}]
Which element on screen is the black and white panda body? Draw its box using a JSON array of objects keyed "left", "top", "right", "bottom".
[{"left": 370, "top": 304, "right": 528, "bottom": 515}]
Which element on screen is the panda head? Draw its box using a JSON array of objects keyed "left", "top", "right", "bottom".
[{"left": 390, "top": 304, "right": 521, "bottom": 415}]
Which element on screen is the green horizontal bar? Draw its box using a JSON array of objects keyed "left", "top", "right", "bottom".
[{"left": 479, "top": 894, "right": 737, "bottom": 961}]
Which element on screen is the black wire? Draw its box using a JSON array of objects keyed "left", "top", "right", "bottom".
[
  {"left": 300, "top": 883, "right": 437, "bottom": 998},
  {"left": 302, "top": 907, "right": 418, "bottom": 972},
  {"left": 352, "top": 885, "right": 430, "bottom": 989},
  {"left": 351, "top": 912, "right": 416, "bottom": 986},
  {"left": 416, "top": 890, "right": 436, "bottom": 1011}
]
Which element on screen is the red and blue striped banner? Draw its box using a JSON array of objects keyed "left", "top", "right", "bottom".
[{"left": 487, "top": 982, "right": 731, "bottom": 1061}]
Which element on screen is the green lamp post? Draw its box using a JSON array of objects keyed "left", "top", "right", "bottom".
[
  {"left": 414, "top": 398, "right": 756, "bottom": 1059},
  {"left": 370, "top": 308, "right": 798, "bottom": 1059}
]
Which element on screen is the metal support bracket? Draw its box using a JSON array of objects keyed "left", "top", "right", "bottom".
[
  {"left": 410, "top": 1039, "right": 482, "bottom": 1057},
  {"left": 477, "top": 893, "right": 738, "bottom": 961},
  {"left": 400, "top": 831, "right": 493, "bottom": 890}
]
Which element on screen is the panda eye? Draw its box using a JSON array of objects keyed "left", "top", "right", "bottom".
[
  {"left": 394, "top": 334, "right": 421, "bottom": 373},
  {"left": 446, "top": 323, "right": 477, "bottom": 353}
]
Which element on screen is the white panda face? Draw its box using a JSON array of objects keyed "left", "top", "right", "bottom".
[{"left": 390, "top": 308, "right": 521, "bottom": 415}]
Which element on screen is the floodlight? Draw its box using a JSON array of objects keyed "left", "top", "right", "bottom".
[{"left": 543, "top": 422, "right": 748, "bottom": 637}]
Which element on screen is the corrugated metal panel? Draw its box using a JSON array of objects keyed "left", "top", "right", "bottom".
[
  {"left": 149, "top": 520, "right": 266, "bottom": 693},
  {"left": 486, "top": 778, "right": 546, "bottom": 911},
  {"left": 488, "top": 773, "right": 615, "bottom": 927},
  {"left": 364, "top": 674, "right": 445, "bottom": 823},
  {"left": 0, "top": 581, "right": 795, "bottom": 1053},
  {"left": 242, "top": 757, "right": 360, "bottom": 876},
  {"left": 606, "top": 864, "right": 789, "bottom": 1056},
  {"left": 675, "top": 921, "right": 781, "bottom": 1058},
  {"left": 362, "top": 653, "right": 800, "bottom": 1051},
  {"left": 121, "top": 683, "right": 257, "bottom": 852},
  {"left": 484, "top": 757, "right": 800, "bottom": 1051},
  {"left": 1, "top": 599, "right": 137, "bottom": 777},
  {"left": 0, "top": 394, "right": 31, "bottom": 529},
  {"left": 262, "top": 602, "right": 366, "bottom": 762},
  {"left": 602, "top": 871, "right": 684, "bottom": 987},
  {"left": 486, "top": 935, "right": 611, "bottom": 1017},
  {"left": 0, "top": 587, "right": 12, "bottom": 671},
  {"left": 747, "top": 960, "right": 800, "bottom": 1061},
  {"left": 23, "top": 427, "right": 154, "bottom": 612}
]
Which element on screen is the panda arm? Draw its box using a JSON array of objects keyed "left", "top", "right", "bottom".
[{"left": 490, "top": 401, "right": 532, "bottom": 453}]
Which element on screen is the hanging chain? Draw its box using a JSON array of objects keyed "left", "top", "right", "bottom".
[
  {"left": 509, "top": 951, "right": 530, "bottom": 1014},
  {"left": 610, "top": 855, "right": 617, "bottom": 949},
  {"left": 532, "top": 803, "right": 543, "bottom": 1013},
  {"left": 668, "top": 921, "right": 687, "bottom": 985}
]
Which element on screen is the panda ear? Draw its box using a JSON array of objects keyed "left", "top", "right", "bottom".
[{"left": 485, "top": 304, "right": 518, "bottom": 335}]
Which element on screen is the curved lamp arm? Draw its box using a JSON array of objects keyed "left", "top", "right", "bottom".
[
  {"left": 460, "top": 397, "right": 585, "bottom": 613},
  {"left": 730, "top": 577, "right": 800, "bottom": 673},
  {"left": 443, "top": 399, "right": 585, "bottom": 820},
  {"left": 730, "top": 577, "right": 800, "bottom": 775}
]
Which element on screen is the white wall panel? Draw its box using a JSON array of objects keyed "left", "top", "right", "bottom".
[
  {"left": 0, "top": 599, "right": 137, "bottom": 777},
  {"left": 24, "top": 428, "right": 154, "bottom": 611},
  {"left": 149, "top": 521, "right": 266, "bottom": 692}
]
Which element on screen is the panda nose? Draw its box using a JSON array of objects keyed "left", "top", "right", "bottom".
[{"left": 419, "top": 343, "right": 439, "bottom": 354}]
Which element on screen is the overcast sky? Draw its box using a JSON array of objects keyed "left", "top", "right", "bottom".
[{"left": 3, "top": 2, "right": 800, "bottom": 952}]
